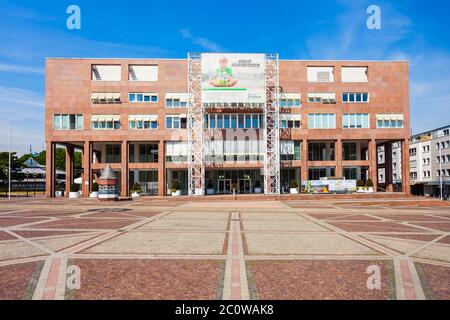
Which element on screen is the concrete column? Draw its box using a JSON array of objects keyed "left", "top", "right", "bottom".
[
  {"left": 65, "top": 146, "right": 74, "bottom": 196},
  {"left": 335, "top": 139, "right": 342, "bottom": 177},
  {"left": 301, "top": 140, "right": 308, "bottom": 183},
  {"left": 120, "top": 141, "right": 128, "bottom": 197},
  {"left": 45, "top": 141, "right": 55, "bottom": 197},
  {"left": 369, "top": 139, "right": 378, "bottom": 191},
  {"left": 81, "top": 141, "right": 91, "bottom": 198},
  {"left": 158, "top": 140, "right": 165, "bottom": 196},
  {"left": 401, "top": 139, "right": 411, "bottom": 194}
]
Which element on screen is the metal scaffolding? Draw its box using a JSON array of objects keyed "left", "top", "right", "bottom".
[
  {"left": 187, "top": 53, "right": 204, "bottom": 195},
  {"left": 188, "top": 52, "right": 280, "bottom": 195},
  {"left": 264, "top": 53, "right": 281, "bottom": 194}
]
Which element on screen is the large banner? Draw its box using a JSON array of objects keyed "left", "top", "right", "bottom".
[{"left": 201, "top": 53, "right": 266, "bottom": 104}]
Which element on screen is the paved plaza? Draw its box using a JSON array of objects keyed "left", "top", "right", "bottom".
[{"left": 0, "top": 196, "right": 449, "bottom": 300}]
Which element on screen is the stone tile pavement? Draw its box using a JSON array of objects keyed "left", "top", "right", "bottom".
[{"left": 0, "top": 196, "right": 449, "bottom": 300}]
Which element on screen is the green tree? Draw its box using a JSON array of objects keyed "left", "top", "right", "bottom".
[{"left": 0, "top": 152, "right": 24, "bottom": 183}]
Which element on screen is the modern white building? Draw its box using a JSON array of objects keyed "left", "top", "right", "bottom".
[{"left": 410, "top": 125, "right": 450, "bottom": 198}]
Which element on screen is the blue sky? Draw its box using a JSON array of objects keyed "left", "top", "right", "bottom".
[{"left": 0, "top": 0, "right": 449, "bottom": 154}]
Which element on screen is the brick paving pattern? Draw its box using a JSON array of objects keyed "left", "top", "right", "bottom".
[{"left": 0, "top": 196, "right": 449, "bottom": 300}]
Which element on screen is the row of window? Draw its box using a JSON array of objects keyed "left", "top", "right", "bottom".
[
  {"left": 129, "top": 93, "right": 158, "bottom": 103},
  {"left": 91, "top": 65, "right": 368, "bottom": 83},
  {"left": 204, "top": 114, "right": 264, "bottom": 129},
  {"left": 436, "top": 140, "right": 450, "bottom": 150},
  {"left": 437, "top": 169, "right": 450, "bottom": 177},
  {"left": 92, "top": 65, "right": 158, "bottom": 82},
  {"left": 436, "top": 155, "right": 450, "bottom": 163},
  {"left": 307, "top": 66, "right": 368, "bottom": 83},
  {"left": 411, "top": 169, "right": 450, "bottom": 179},
  {"left": 53, "top": 113, "right": 404, "bottom": 130},
  {"left": 376, "top": 119, "right": 404, "bottom": 129},
  {"left": 90, "top": 92, "right": 370, "bottom": 106},
  {"left": 53, "top": 114, "right": 83, "bottom": 130}
]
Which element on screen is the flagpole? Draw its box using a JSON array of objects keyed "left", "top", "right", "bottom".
[{"left": 8, "top": 124, "right": 11, "bottom": 200}]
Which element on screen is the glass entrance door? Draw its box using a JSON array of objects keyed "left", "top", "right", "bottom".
[
  {"left": 218, "top": 179, "right": 231, "bottom": 194},
  {"left": 239, "top": 179, "right": 251, "bottom": 194}
]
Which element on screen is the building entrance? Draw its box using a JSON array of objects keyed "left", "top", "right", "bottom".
[
  {"left": 218, "top": 179, "right": 232, "bottom": 194},
  {"left": 239, "top": 178, "right": 251, "bottom": 194},
  {"left": 206, "top": 169, "right": 263, "bottom": 195}
]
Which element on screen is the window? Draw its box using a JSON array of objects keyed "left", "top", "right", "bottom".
[
  {"left": 92, "top": 65, "right": 121, "bottom": 81},
  {"left": 343, "top": 143, "right": 357, "bottom": 160},
  {"left": 376, "top": 114, "right": 404, "bottom": 128},
  {"left": 129, "top": 65, "right": 158, "bottom": 81},
  {"left": 307, "top": 67, "right": 334, "bottom": 82},
  {"left": 307, "top": 114, "right": 336, "bottom": 129},
  {"left": 129, "top": 93, "right": 158, "bottom": 103},
  {"left": 342, "top": 93, "right": 369, "bottom": 103},
  {"left": 280, "top": 141, "right": 301, "bottom": 160},
  {"left": 91, "top": 92, "right": 121, "bottom": 104},
  {"left": 53, "top": 114, "right": 83, "bottom": 130},
  {"left": 342, "top": 114, "right": 369, "bottom": 129},
  {"left": 309, "top": 167, "right": 336, "bottom": 180},
  {"left": 409, "top": 148, "right": 417, "bottom": 156},
  {"left": 308, "top": 142, "right": 335, "bottom": 161},
  {"left": 308, "top": 93, "right": 336, "bottom": 104},
  {"left": 129, "top": 144, "right": 158, "bottom": 163},
  {"left": 165, "top": 141, "right": 188, "bottom": 162},
  {"left": 166, "top": 115, "right": 187, "bottom": 129},
  {"left": 378, "top": 146, "right": 385, "bottom": 164},
  {"left": 238, "top": 115, "right": 245, "bottom": 129},
  {"left": 280, "top": 114, "right": 301, "bottom": 129},
  {"left": 91, "top": 115, "right": 121, "bottom": 130},
  {"left": 165, "top": 93, "right": 188, "bottom": 107},
  {"left": 341, "top": 67, "right": 368, "bottom": 82},
  {"left": 105, "top": 144, "right": 121, "bottom": 163},
  {"left": 128, "top": 115, "right": 158, "bottom": 130},
  {"left": 279, "top": 93, "right": 301, "bottom": 108}
]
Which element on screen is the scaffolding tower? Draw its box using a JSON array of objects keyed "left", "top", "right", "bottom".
[
  {"left": 264, "top": 53, "right": 281, "bottom": 194},
  {"left": 188, "top": 52, "right": 280, "bottom": 195},
  {"left": 187, "top": 53, "right": 204, "bottom": 195}
]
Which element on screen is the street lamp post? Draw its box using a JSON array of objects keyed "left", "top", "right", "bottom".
[
  {"left": 439, "top": 145, "right": 443, "bottom": 200},
  {"left": 8, "top": 124, "right": 11, "bottom": 200}
]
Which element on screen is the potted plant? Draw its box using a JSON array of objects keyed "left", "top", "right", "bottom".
[
  {"left": 356, "top": 179, "right": 365, "bottom": 193},
  {"left": 131, "top": 183, "right": 142, "bottom": 198},
  {"left": 90, "top": 182, "right": 99, "bottom": 198},
  {"left": 69, "top": 183, "right": 80, "bottom": 198},
  {"left": 171, "top": 180, "right": 181, "bottom": 196},
  {"left": 206, "top": 180, "right": 214, "bottom": 195},
  {"left": 254, "top": 180, "right": 262, "bottom": 194},
  {"left": 289, "top": 179, "right": 299, "bottom": 194},
  {"left": 365, "top": 179, "right": 374, "bottom": 193}
]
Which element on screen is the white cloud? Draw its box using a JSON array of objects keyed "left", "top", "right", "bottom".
[
  {"left": 0, "top": 63, "right": 45, "bottom": 75},
  {"left": 178, "top": 28, "right": 225, "bottom": 52},
  {"left": 0, "top": 86, "right": 44, "bottom": 108},
  {"left": 0, "top": 86, "right": 45, "bottom": 154},
  {"left": 305, "top": 1, "right": 412, "bottom": 59}
]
